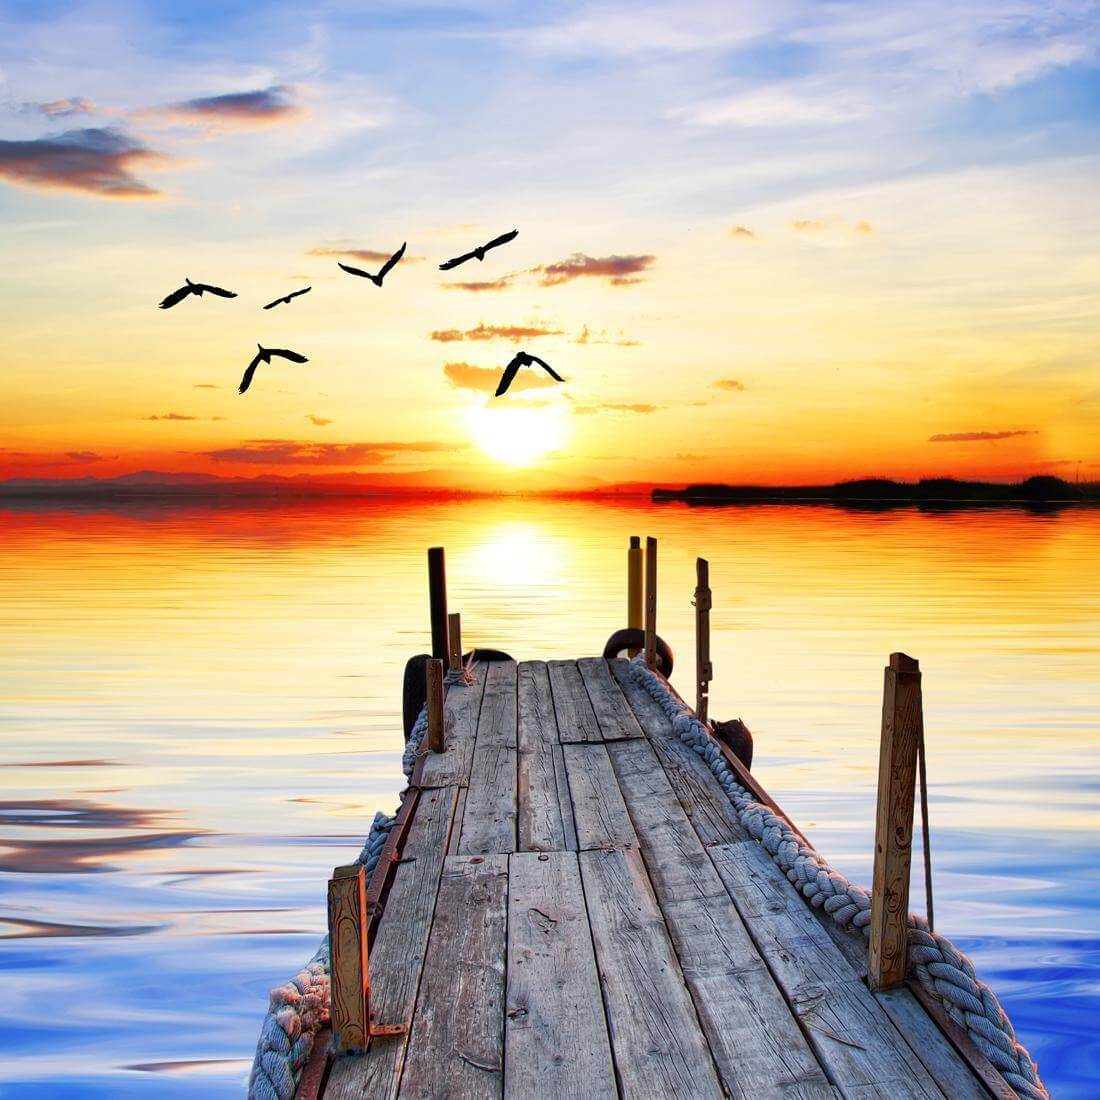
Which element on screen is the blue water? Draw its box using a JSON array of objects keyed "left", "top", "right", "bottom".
[{"left": 0, "top": 498, "right": 1096, "bottom": 1096}]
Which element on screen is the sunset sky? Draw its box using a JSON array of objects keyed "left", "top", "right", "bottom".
[{"left": 2, "top": 0, "right": 1099, "bottom": 490}]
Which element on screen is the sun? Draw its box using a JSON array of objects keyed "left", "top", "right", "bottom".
[{"left": 468, "top": 403, "right": 568, "bottom": 467}]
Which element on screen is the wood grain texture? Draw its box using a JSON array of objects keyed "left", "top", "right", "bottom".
[
  {"left": 577, "top": 657, "right": 645, "bottom": 740},
  {"left": 708, "top": 840, "right": 945, "bottom": 1099},
  {"left": 517, "top": 661, "right": 576, "bottom": 852},
  {"left": 608, "top": 739, "right": 832, "bottom": 1099},
  {"left": 870, "top": 655, "right": 922, "bottom": 992},
  {"left": 547, "top": 660, "right": 600, "bottom": 743},
  {"left": 561, "top": 743, "right": 636, "bottom": 851},
  {"left": 328, "top": 864, "right": 368, "bottom": 1053},
  {"left": 505, "top": 851, "right": 616, "bottom": 1099},
  {"left": 608, "top": 658, "right": 675, "bottom": 737},
  {"left": 579, "top": 846, "right": 724, "bottom": 1098},
  {"left": 326, "top": 785, "right": 459, "bottom": 1100},
  {"left": 419, "top": 661, "right": 488, "bottom": 789},
  {"left": 398, "top": 855, "right": 508, "bottom": 1100},
  {"left": 459, "top": 661, "right": 518, "bottom": 856}
]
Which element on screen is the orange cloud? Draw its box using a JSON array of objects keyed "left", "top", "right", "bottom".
[
  {"left": 199, "top": 439, "right": 458, "bottom": 466},
  {"left": 443, "top": 277, "right": 514, "bottom": 292},
  {"left": 443, "top": 361, "right": 555, "bottom": 394},
  {"left": 0, "top": 128, "right": 167, "bottom": 199},
  {"left": 307, "top": 415, "right": 332, "bottom": 426},
  {"left": 573, "top": 403, "right": 656, "bottom": 415},
  {"left": 156, "top": 86, "right": 303, "bottom": 130},
  {"left": 308, "top": 246, "right": 423, "bottom": 264},
  {"left": 729, "top": 225, "right": 755, "bottom": 239},
  {"left": 431, "top": 323, "right": 563, "bottom": 343},
  {"left": 928, "top": 430, "right": 1036, "bottom": 443},
  {"left": 27, "top": 97, "right": 96, "bottom": 118},
  {"left": 713, "top": 379, "right": 745, "bottom": 391},
  {"left": 533, "top": 253, "right": 655, "bottom": 286}
]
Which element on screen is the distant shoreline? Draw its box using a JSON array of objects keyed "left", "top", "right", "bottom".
[{"left": 653, "top": 476, "right": 1100, "bottom": 508}]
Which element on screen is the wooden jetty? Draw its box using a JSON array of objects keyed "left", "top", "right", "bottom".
[{"left": 301, "top": 542, "right": 1026, "bottom": 1100}]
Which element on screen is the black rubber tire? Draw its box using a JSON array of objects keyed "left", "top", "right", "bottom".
[
  {"left": 602, "top": 628, "right": 674, "bottom": 676},
  {"left": 464, "top": 648, "right": 514, "bottom": 664},
  {"left": 402, "top": 654, "right": 431, "bottom": 739}
]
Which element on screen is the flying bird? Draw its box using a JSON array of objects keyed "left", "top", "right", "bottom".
[
  {"left": 263, "top": 286, "right": 311, "bottom": 310},
  {"left": 158, "top": 278, "right": 238, "bottom": 310},
  {"left": 239, "top": 345, "right": 309, "bottom": 395},
  {"left": 338, "top": 242, "right": 406, "bottom": 287},
  {"left": 495, "top": 350, "right": 564, "bottom": 397},
  {"left": 439, "top": 229, "right": 518, "bottom": 271}
]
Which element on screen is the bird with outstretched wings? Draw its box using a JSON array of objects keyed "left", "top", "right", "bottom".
[
  {"left": 440, "top": 229, "right": 518, "bottom": 271},
  {"left": 495, "top": 350, "right": 565, "bottom": 397},
  {"left": 238, "top": 345, "right": 309, "bottom": 394},
  {"left": 263, "top": 286, "right": 312, "bottom": 310},
  {"left": 158, "top": 278, "right": 238, "bottom": 310},
  {"left": 338, "top": 243, "right": 407, "bottom": 287}
]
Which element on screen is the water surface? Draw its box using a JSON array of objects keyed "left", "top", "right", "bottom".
[{"left": 1, "top": 498, "right": 1096, "bottom": 1097}]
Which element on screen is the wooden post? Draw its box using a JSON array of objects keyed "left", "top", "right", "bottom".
[
  {"left": 694, "top": 558, "right": 712, "bottom": 722},
  {"left": 328, "top": 862, "right": 368, "bottom": 1053},
  {"left": 627, "top": 536, "right": 643, "bottom": 658},
  {"left": 869, "top": 652, "right": 922, "bottom": 992},
  {"left": 427, "top": 658, "right": 445, "bottom": 752},
  {"left": 644, "top": 537, "right": 657, "bottom": 670},
  {"left": 427, "top": 546, "right": 448, "bottom": 661},
  {"left": 447, "top": 612, "right": 463, "bottom": 674}
]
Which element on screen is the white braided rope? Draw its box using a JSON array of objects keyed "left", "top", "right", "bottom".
[
  {"left": 247, "top": 705, "right": 430, "bottom": 1100},
  {"left": 623, "top": 658, "right": 1047, "bottom": 1100}
]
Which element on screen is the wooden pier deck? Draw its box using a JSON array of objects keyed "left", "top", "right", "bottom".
[{"left": 321, "top": 657, "right": 997, "bottom": 1100}]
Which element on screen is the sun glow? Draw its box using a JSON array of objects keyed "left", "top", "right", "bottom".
[{"left": 468, "top": 403, "right": 568, "bottom": 467}]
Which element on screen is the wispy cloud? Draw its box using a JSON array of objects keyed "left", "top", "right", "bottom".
[
  {"left": 430, "top": 323, "right": 563, "bottom": 343},
  {"left": 443, "top": 277, "right": 515, "bottom": 292},
  {"left": 574, "top": 325, "right": 639, "bottom": 347},
  {"left": 308, "top": 245, "right": 423, "bottom": 264},
  {"left": 443, "top": 361, "right": 555, "bottom": 394},
  {"left": 573, "top": 403, "right": 657, "bottom": 415},
  {"left": 146, "top": 412, "right": 223, "bottom": 421},
  {"left": 25, "top": 97, "right": 96, "bottom": 118},
  {"left": 533, "top": 253, "right": 655, "bottom": 287},
  {"left": 713, "top": 379, "right": 746, "bottom": 392},
  {"left": 0, "top": 128, "right": 167, "bottom": 199},
  {"left": 790, "top": 217, "right": 873, "bottom": 238},
  {"left": 928, "top": 430, "right": 1037, "bottom": 443},
  {"left": 729, "top": 225, "right": 755, "bottom": 239},
  {"left": 154, "top": 86, "right": 304, "bottom": 131},
  {"left": 200, "top": 439, "right": 457, "bottom": 465},
  {"left": 306, "top": 414, "right": 332, "bottom": 426}
]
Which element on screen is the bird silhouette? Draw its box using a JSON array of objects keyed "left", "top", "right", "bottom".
[
  {"left": 495, "top": 351, "right": 564, "bottom": 397},
  {"left": 338, "top": 243, "right": 406, "bottom": 287},
  {"left": 263, "top": 286, "right": 312, "bottom": 310},
  {"left": 239, "top": 345, "right": 309, "bottom": 394},
  {"left": 158, "top": 278, "right": 238, "bottom": 309},
  {"left": 439, "top": 229, "right": 518, "bottom": 271}
]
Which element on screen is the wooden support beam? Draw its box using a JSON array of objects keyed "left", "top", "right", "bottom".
[
  {"left": 868, "top": 652, "right": 922, "bottom": 992},
  {"left": 328, "top": 862, "right": 369, "bottom": 1053},
  {"left": 644, "top": 536, "right": 657, "bottom": 670},
  {"left": 628, "top": 536, "right": 643, "bottom": 630},
  {"left": 426, "top": 658, "right": 445, "bottom": 753},
  {"left": 447, "top": 612, "right": 463, "bottom": 674},
  {"left": 427, "top": 546, "right": 448, "bottom": 661},
  {"left": 694, "top": 557, "right": 712, "bottom": 723}
]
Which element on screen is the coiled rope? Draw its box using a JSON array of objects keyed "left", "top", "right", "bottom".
[
  {"left": 622, "top": 657, "right": 1047, "bottom": 1100},
  {"left": 247, "top": 705, "right": 430, "bottom": 1100}
]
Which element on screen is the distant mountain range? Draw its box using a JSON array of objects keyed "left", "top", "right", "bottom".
[{"left": 653, "top": 476, "right": 1100, "bottom": 506}]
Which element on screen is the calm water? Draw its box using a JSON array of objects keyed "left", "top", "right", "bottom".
[{"left": 0, "top": 498, "right": 1096, "bottom": 1098}]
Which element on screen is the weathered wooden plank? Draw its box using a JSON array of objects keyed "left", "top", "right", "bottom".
[
  {"left": 578, "top": 846, "right": 723, "bottom": 1098},
  {"left": 505, "top": 851, "right": 616, "bottom": 1099},
  {"left": 398, "top": 855, "right": 508, "bottom": 1100},
  {"left": 608, "top": 657, "right": 675, "bottom": 738},
  {"left": 608, "top": 739, "right": 833, "bottom": 1099},
  {"left": 547, "top": 659, "right": 600, "bottom": 743},
  {"left": 326, "top": 785, "right": 459, "bottom": 1100},
  {"left": 561, "top": 743, "right": 636, "bottom": 851},
  {"left": 446, "top": 786, "right": 468, "bottom": 857},
  {"left": 459, "top": 661, "right": 518, "bottom": 856},
  {"left": 419, "top": 661, "right": 488, "bottom": 789},
  {"left": 518, "top": 661, "right": 576, "bottom": 852},
  {"left": 708, "top": 840, "right": 946, "bottom": 1099},
  {"left": 328, "top": 864, "right": 369, "bottom": 1053},
  {"left": 577, "top": 657, "right": 645, "bottom": 740}
]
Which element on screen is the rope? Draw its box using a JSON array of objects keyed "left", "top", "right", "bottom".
[
  {"left": 622, "top": 658, "right": 1047, "bottom": 1100},
  {"left": 247, "top": 703, "right": 431, "bottom": 1100}
]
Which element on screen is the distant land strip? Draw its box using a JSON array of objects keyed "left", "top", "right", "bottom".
[{"left": 653, "top": 477, "right": 1100, "bottom": 507}]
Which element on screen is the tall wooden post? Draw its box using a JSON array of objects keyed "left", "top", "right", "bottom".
[
  {"left": 328, "top": 862, "right": 368, "bottom": 1053},
  {"left": 644, "top": 537, "right": 657, "bottom": 670},
  {"left": 426, "top": 658, "right": 445, "bottom": 753},
  {"left": 427, "top": 546, "right": 448, "bottom": 662},
  {"left": 628, "top": 536, "right": 643, "bottom": 658},
  {"left": 869, "top": 652, "right": 922, "bottom": 992},
  {"left": 695, "top": 558, "right": 712, "bottom": 722},
  {"left": 447, "top": 612, "right": 463, "bottom": 674}
]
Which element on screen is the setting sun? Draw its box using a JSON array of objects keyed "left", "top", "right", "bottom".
[{"left": 468, "top": 403, "right": 569, "bottom": 467}]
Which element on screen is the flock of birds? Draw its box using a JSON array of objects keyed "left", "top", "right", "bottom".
[{"left": 157, "top": 229, "right": 563, "bottom": 397}]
